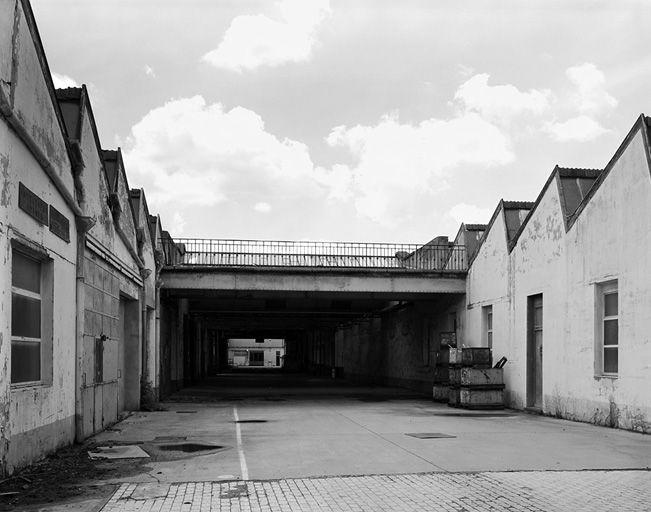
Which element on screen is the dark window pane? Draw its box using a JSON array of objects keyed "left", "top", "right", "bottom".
[
  {"left": 534, "top": 305, "right": 542, "bottom": 327},
  {"left": 249, "top": 351, "right": 264, "bottom": 365},
  {"left": 604, "top": 347, "right": 618, "bottom": 373},
  {"left": 11, "top": 294, "right": 41, "bottom": 338},
  {"left": 604, "top": 319, "right": 618, "bottom": 346},
  {"left": 11, "top": 341, "right": 41, "bottom": 383},
  {"left": 12, "top": 252, "right": 40, "bottom": 293},
  {"left": 604, "top": 292, "right": 618, "bottom": 317},
  {"left": 487, "top": 332, "right": 493, "bottom": 349},
  {"left": 487, "top": 310, "right": 492, "bottom": 330}
]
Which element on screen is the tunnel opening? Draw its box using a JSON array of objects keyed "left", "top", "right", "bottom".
[{"left": 158, "top": 287, "right": 466, "bottom": 401}]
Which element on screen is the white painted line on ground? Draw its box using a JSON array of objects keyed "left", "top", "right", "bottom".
[{"left": 233, "top": 406, "right": 249, "bottom": 480}]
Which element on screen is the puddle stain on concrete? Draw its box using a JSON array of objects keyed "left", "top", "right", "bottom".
[
  {"left": 405, "top": 432, "right": 456, "bottom": 439},
  {"left": 220, "top": 483, "right": 249, "bottom": 499},
  {"left": 157, "top": 443, "right": 224, "bottom": 453}
]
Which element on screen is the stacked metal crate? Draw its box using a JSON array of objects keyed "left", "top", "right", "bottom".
[
  {"left": 448, "top": 348, "right": 505, "bottom": 409},
  {"left": 432, "top": 332, "right": 454, "bottom": 402},
  {"left": 432, "top": 368, "right": 449, "bottom": 402}
]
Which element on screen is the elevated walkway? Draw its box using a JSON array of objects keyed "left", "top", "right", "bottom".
[{"left": 160, "top": 238, "right": 467, "bottom": 296}]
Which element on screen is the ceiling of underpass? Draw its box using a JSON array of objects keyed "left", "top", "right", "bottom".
[{"left": 163, "top": 289, "right": 463, "bottom": 333}]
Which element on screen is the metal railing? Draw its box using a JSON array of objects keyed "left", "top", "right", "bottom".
[{"left": 161, "top": 238, "right": 468, "bottom": 272}]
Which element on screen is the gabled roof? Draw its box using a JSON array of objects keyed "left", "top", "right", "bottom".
[
  {"left": 469, "top": 114, "right": 651, "bottom": 270},
  {"left": 557, "top": 167, "right": 601, "bottom": 220},
  {"left": 19, "top": 0, "right": 74, "bottom": 158},
  {"left": 102, "top": 149, "right": 119, "bottom": 191},
  {"left": 55, "top": 87, "right": 82, "bottom": 140},
  {"left": 502, "top": 201, "right": 534, "bottom": 245},
  {"left": 567, "top": 114, "right": 651, "bottom": 230},
  {"left": 467, "top": 200, "right": 535, "bottom": 267}
]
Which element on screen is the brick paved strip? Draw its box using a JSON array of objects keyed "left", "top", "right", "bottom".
[{"left": 100, "top": 470, "right": 651, "bottom": 512}]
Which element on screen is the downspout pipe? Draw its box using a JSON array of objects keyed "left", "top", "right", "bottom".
[{"left": 0, "top": 86, "right": 83, "bottom": 218}]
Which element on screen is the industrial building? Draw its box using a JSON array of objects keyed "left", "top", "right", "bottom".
[{"left": 0, "top": 0, "right": 649, "bottom": 480}]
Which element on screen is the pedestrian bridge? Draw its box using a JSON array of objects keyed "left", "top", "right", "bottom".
[{"left": 160, "top": 238, "right": 467, "bottom": 296}]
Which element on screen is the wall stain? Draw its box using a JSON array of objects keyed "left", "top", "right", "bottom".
[{"left": 0, "top": 152, "right": 10, "bottom": 207}]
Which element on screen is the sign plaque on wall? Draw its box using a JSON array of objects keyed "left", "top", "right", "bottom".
[
  {"left": 49, "top": 205, "right": 70, "bottom": 242},
  {"left": 18, "top": 182, "right": 49, "bottom": 225}
]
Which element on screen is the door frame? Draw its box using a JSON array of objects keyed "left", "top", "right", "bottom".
[{"left": 526, "top": 293, "right": 543, "bottom": 410}]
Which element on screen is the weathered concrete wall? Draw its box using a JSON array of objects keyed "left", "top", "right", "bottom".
[
  {"left": 466, "top": 122, "right": 651, "bottom": 432},
  {"left": 162, "top": 268, "right": 466, "bottom": 296},
  {"left": 0, "top": 0, "right": 78, "bottom": 474},
  {"left": 334, "top": 297, "right": 465, "bottom": 394},
  {"left": 68, "top": 91, "right": 146, "bottom": 437},
  {"left": 159, "top": 296, "right": 187, "bottom": 397}
]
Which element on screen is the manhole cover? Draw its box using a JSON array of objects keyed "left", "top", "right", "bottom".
[
  {"left": 358, "top": 397, "right": 389, "bottom": 402},
  {"left": 176, "top": 410, "right": 198, "bottom": 414},
  {"left": 405, "top": 433, "right": 456, "bottom": 439},
  {"left": 222, "top": 397, "right": 244, "bottom": 401},
  {"left": 158, "top": 443, "right": 223, "bottom": 453},
  {"left": 234, "top": 420, "right": 267, "bottom": 423},
  {"left": 264, "top": 397, "right": 286, "bottom": 402}
]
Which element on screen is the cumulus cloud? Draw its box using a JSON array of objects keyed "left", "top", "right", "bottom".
[
  {"left": 202, "top": 0, "right": 330, "bottom": 72},
  {"left": 448, "top": 203, "right": 492, "bottom": 224},
  {"left": 319, "top": 112, "right": 514, "bottom": 225},
  {"left": 254, "top": 202, "right": 272, "bottom": 213},
  {"left": 537, "top": 63, "right": 616, "bottom": 143},
  {"left": 144, "top": 65, "right": 156, "bottom": 78},
  {"left": 566, "top": 63, "right": 617, "bottom": 115},
  {"left": 543, "top": 115, "right": 610, "bottom": 142},
  {"left": 51, "top": 72, "right": 79, "bottom": 89},
  {"left": 123, "top": 95, "right": 317, "bottom": 209},
  {"left": 169, "top": 212, "right": 186, "bottom": 235},
  {"left": 455, "top": 73, "right": 552, "bottom": 122}
]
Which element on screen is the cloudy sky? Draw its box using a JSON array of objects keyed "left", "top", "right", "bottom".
[{"left": 33, "top": 0, "right": 651, "bottom": 243}]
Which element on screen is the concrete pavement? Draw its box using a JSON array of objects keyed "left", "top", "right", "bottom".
[
  {"left": 17, "top": 373, "right": 651, "bottom": 511},
  {"left": 90, "top": 374, "right": 650, "bottom": 484}
]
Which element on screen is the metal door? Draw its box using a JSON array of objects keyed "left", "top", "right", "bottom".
[
  {"left": 118, "top": 299, "right": 125, "bottom": 413},
  {"left": 527, "top": 294, "right": 543, "bottom": 409}
]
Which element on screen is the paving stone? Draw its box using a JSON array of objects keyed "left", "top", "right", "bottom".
[{"left": 99, "top": 470, "right": 651, "bottom": 511}]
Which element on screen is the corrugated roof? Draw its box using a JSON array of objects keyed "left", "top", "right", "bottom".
[
  {"left": 502, "top": 201, "right": 535, "bottom": 210},
  {"left": 54, "top": 87, "right": 81, "bottom": 100}
]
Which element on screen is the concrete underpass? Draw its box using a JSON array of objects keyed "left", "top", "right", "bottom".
[{"left": 157, "top": 239, "right": 467, "bottom": 397}]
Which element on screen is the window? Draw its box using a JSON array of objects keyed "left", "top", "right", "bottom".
[
  {"left": 483, "top": 305, "right": 493, "bottom": 349},
  {"left": 597, "top": 281, "right": 618, "bottom": 375},
  {"left": 11, "top": 250, "right": 42, "bottom": 384},
  {"left": 249, "top": 351, "right": 264, "bottom": 366}
]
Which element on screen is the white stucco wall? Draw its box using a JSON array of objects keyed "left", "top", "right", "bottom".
[
  {"left": 465, "top": 124, "right": 651, "bottom": 432},
  {"left": 0, "top": 0, "right": 78, "bottom": 472}
]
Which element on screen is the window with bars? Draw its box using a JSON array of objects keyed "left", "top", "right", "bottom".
[
  {"left": 11, "top": 250, "right": 43, "bottom": 384},
  {"left": 596, "top": 281, "right": 618, "bottom": 376},
  {"left": 483, "top": 305, "right": 493, "bottom": 349}
]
